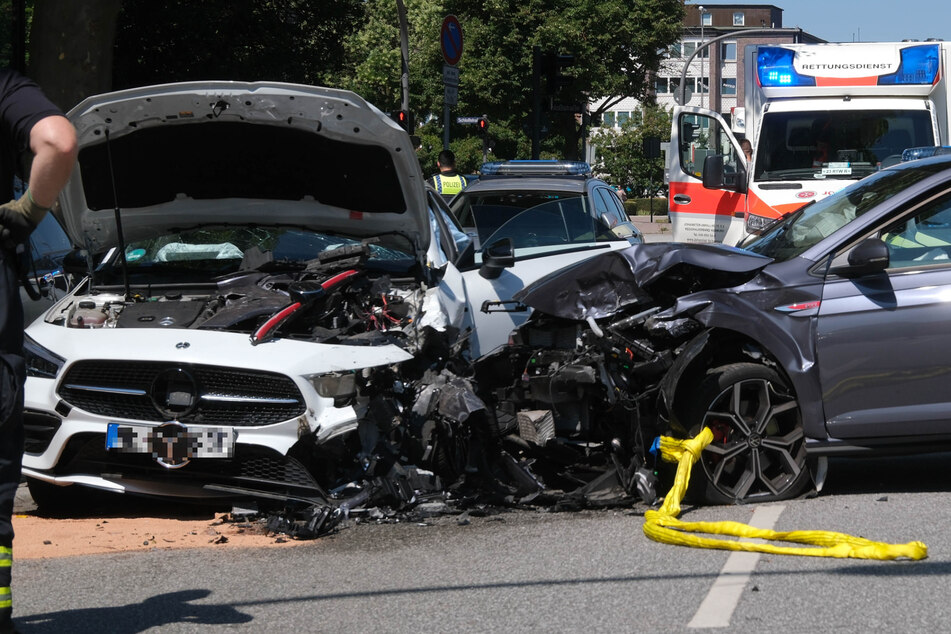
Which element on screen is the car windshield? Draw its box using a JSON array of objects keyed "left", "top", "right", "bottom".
[
  {"left": 453, "top": 190, "right": 589, "bottom": 246},
  {"left": 742, "top": 160, "right": 950, "bottom": 262},
  {"left": 754, "top": 109, "right": 935, "bottom": 181},
  {"left": 97, "top": 225, "right": 417, "bottom": 284}
]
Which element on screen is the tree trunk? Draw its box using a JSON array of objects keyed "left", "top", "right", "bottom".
[{"left": 27, "top": 0, "right": 122, "bottom": 111}]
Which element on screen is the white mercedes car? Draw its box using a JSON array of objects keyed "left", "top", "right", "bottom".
[{"left": 21, "top": 82, "right": 637, "bottom": 511}]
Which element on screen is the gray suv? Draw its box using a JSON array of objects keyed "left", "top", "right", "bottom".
[{"left": 474, "top": 153, "right": 951, "bottom": 504}]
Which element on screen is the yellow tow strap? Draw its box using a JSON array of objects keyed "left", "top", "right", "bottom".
[{"left": 643, "top": 428, "right": 928, "bottom": 560}]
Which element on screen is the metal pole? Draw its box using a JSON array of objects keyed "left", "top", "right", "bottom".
[
  {"left": 531, "top": 47, "right": 541, "bottom": 160},
  {"left": 396, "top": 0, "right": 410, "bottom": 115},
  {"left": 444, "top": 103, "right": 450, "bottom": 150},
  {"left": 699, "top": 6, "right": 704, "bottom": 108}
]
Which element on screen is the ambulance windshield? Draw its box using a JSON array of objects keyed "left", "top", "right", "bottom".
[{"left": 754, "top": 110, "right": 934, "bottom": 182}]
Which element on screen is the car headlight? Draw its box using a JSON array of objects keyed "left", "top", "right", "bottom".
[
  {"left": 23, "top": 334, "right": 65, "bottom": 379},
  {"left": 746, "top": 212, "right": 777, "bottom": 234},
  {"left": 308, "top": 372, "right": 357, "bottom": 404}
]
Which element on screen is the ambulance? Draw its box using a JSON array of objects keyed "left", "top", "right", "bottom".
[{"left": 667, "top": 41, "right": 950, "bottom": 244}]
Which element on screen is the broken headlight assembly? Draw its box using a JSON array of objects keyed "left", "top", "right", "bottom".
[
  {"left": 23, "top": 334, "right": 65, "bottom": 379},
  {"left": 309, "top": 372, "right": 358, "bottom": 406}
]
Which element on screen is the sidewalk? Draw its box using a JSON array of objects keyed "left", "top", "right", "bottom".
[{"left": 632, "top": 215, "right": 672, "bottom": 242}]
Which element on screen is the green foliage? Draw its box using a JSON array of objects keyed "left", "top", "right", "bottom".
[
  {"left": 341, "top": 0, "right": 684, "bottom": 169},
  {"left": 112, "top": 1, "right": 364, "bottom": 88},
  {"left": 0, "top": 0, "right": 33, "bottom": 69},
  {"left": 11, "top": 0, "right": 684, "bottom": 175},
  {"left": 593, "top": 104, "right": 671, "bottom": 198}
]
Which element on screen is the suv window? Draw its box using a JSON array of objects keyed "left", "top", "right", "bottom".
[{"left": 881, "top": 191, "right": 951, "bottom": 268}]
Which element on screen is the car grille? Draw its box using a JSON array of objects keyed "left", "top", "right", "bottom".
[
  {"left": 58, "top": 361, "right": 305, "bottom": 426},
  {"left": 56, "top": 433, "right": 323, "bottom": 497}
]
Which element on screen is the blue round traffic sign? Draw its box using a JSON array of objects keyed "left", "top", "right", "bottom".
[{"left": 441, "top": 15, "right": 463, "bottom": 66}]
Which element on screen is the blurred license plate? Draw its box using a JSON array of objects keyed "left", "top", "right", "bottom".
[{"left": 106, "top": 422, "right": 235, "bottom": 468}]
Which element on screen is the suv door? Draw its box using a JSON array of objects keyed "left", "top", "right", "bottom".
[
  {"left": 817, "top": 187, "right": 951, "bottom": 438},
  {"left": 668, "top": 106, "right": 747, "bottom": 244}
]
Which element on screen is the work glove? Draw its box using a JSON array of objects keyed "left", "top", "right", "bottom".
[{"left": 0, "top": 191, "right": 48, "bottom": 250}]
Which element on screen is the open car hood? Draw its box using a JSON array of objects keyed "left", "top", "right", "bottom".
[
  {"left": 58, "top": 82, "right": 428, "bottom": 257},
  {"left": 514, "top": 243, "right": 773, "bottom": 320}
]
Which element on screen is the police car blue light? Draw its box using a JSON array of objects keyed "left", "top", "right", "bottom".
[{"left": 480, "top": 160, "right": 592, "bottom": 176}]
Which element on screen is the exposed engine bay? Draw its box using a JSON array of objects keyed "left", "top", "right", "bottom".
[{"left": 47, "top": 242, "right": 432, "bottom": 351}]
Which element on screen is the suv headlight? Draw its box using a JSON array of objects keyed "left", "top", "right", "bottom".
[{"left": 23, "top": 334, "right": 65, "bottom": 379}]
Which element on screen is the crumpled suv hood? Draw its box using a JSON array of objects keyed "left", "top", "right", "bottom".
[
  {"left": 58, "top": 81, "right": 429, "bottom": 257},
  {"left": 514, "top": 243, "right": 774, "bottom": 320}
]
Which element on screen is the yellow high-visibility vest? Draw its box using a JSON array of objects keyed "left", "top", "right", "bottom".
[{"left": 431, "top": 173, "right": 467, "bottom": 195}]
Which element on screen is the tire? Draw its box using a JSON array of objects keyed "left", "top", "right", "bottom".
[
  {"left": 686, "top": 363, "right": 810, "bottom": 505},
  {"left": 26, "top": 478, "right": 90, "bottom": 513}
]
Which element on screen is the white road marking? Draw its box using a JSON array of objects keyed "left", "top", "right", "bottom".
[{"left": 687, "top": 504, "right": 786, "bottom": 629}]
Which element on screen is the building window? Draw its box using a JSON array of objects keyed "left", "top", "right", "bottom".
[
  {"left": 682, "top": 41, "right": 708, "bottom": 59},
  {"left": 701, "top": 12, "right": 712, "bottom": 26},
  {"left": 654, "top": 77, "right": 670, "bottom": 94},
  {"left": 617, "top": 112, "right": 630, "bottom": 126},
  {"left": 695, "top": 77, "right": 709, "bottom": 94},
  {"left": 721, "top": 78, "right": 737, "bottom": 95},
  {"left": 733, "top": 12, "right": 745, "bottom": 26},
  {"left": 721, "top": 42, "right": 737, "bottom": 61},
  {"left": 603, "top": 112, "right": 615, "bottom": 128},
  {"left": 668, "top": 42, "right": 681, "bottom": 58}
]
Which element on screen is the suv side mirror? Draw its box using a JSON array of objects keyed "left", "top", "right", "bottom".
[
  {"left": 479, "top": 238, "right": 515, "bottom": 279},
  {"left": 830, "top": 237, "right": 890, "bottom": 277}
]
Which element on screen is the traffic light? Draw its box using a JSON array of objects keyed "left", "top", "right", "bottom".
[
  {"left": 541, "top": 51, "right": 575, "bottom": 95},
  {"left": 477, "top": 116, "right": 489, "bottom": 136},
  {"left": 391, "top": 110, "right": 412, "bottom": 131}
]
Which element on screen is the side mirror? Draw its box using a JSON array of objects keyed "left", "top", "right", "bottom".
[
  {"left": 830, "top": 237, "right": 890, "bottom": 277},
  {"left": 702, "top": 154, "right": 746, "bottom": 193},
  {"left": 702, "top": 154, "right": 724, "bottom": 189},
  {"left": 479, "top": 238, "right": 515, "bottom": 280}
]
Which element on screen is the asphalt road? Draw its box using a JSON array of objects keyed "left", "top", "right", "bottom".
[{"left": 11, "top": 452, "right": 951, "bottom": 633}]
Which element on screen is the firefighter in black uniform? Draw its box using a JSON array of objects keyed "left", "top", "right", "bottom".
[
  {"left": 0, "top": 69, "right": 77, "bottom": 633},
  {"left": 428, "top": 149, "right": 468, "bottom": 201}
]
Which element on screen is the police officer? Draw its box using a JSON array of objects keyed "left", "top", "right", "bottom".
[
  {"left": 429, "top": 150, "right": 468, "bottom": 201},
  {"left": 0, "top": 69, "right": 77, "bottom": 633}
]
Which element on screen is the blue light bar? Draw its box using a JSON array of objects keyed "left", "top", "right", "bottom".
[
  {"left": 878, "top": 44, "right": 940, "bottom": 85},
  {"left": 756, "top": 47, "right": 815, "bottom": 88},
  {"left": 901, "top": 146, "right": 951, "bottom": 162},
  {"left": 480, "top": 160, "right": 592, "bottom": 176}
]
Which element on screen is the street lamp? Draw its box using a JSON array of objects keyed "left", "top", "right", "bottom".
[{"left": 698, "top": 5, "right": 706, "bottom": 108}]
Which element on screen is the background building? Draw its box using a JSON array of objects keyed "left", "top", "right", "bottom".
[{"left": 589, "top": 3, "right": 822, "bottom": 158}]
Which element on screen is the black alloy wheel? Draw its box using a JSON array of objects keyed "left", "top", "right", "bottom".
[{"left": 688, "top": 363, "right": 810, "bottom": 504}]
